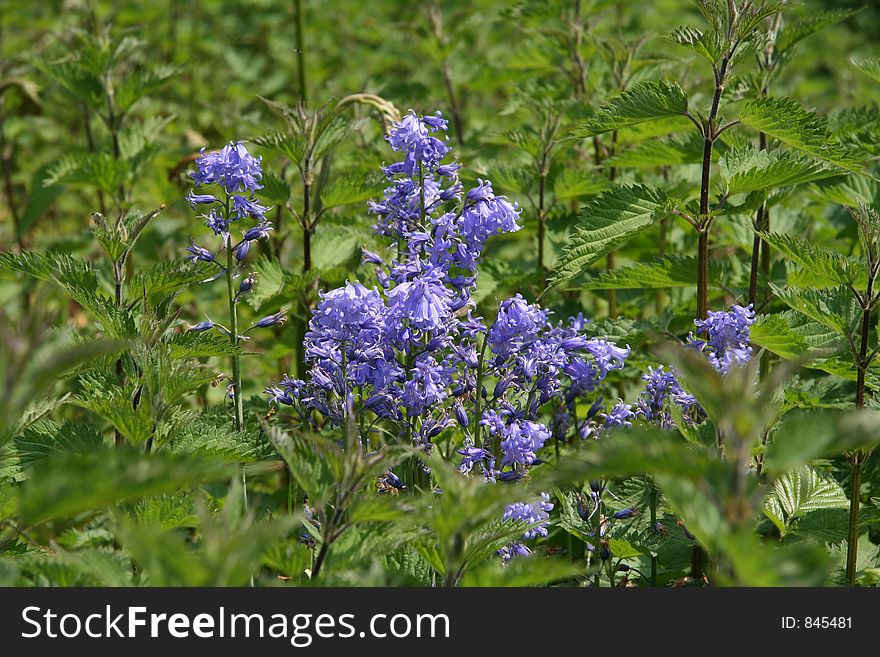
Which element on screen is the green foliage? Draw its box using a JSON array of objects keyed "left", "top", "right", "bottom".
[
  {"left": 574, "top": 80, "right": 689, "bottom": 137},
  {"left": 550, "top": 184, "right": 675, "bottom": 287},
  {"left": 738, "top": 97, "right": 865, "bottom": 172}
]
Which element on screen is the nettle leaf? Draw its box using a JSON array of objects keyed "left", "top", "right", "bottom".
[
  {"left": 760, "top": 233, "right": 858, "bottom": 288},
  {"left": 606, "top": 133, "right": 704, "bottom": 168},
  {"left": 13, "top": 420, "right": 104, "bottom": 471},
  {"left": 738, "top": 97, "right": 865, "bottom": 173},
  {"left": 550, "top": 184, "right": 674, "bottom": 287},
  {"left": 163, "top": 412, "right": 273, "bottom": 463},
  {"left": 46, "top": 152, "right": 130, "bottom": 195},
  {"left": 809, "top": 174, "right": 878, "bottom": 207},
  {"left": 750, "top": 313, "right": 809, "bottom": 361},
  {"left": 244, "top": 255, "right": 285, "bottom": 312},
  {"left": 129, "top": 259, "right": 216, "bottom": 300},
  {"left": 717, "top": 147, "right": 840, "bottom": 195},
  {"left": 168, "top": 331, "right": 238, "bottom": 358},
  {"left": 552, "top": 167, "right": 609, "bottom": 201},
  {"left": 252, "top": 131, "right": 306, "bottom": 164},
  {"left": 259, "top": 169, "right": 291, "bottom": 205},
  {"left": 579, "top": 256, "right": 724, "bottom": 290},
  {"left": 776, "top": 9, "right": 860, "bottom": 58},
  {"left": 851, "top": 57, "right": 880, "bottom": 84},
  {"left": 664, "top": 25, "right": 725, "bottom": 65},
  {"left": 74, "top": 370, "right": 153, "bottom": 444},
  {"left": 574, "top": 80, "right": 689, "bottom": 137},
  {"left": 18, "top": 449, "right": 231, "bottom": 524},
  {"left": 17, "top": 166, "right": 64, "bottom": 238},
  {"left": 765, "top": 409, "right": 880, "bottom": 475},
  {"left": 770, "top": 285, "right": 859, "bottom": 337},
  {"left": 319, "top": 172, "right": 384, "bottom": 210},
  {"left": 764, "top": 467, "right": 848, "bottom": 539}
]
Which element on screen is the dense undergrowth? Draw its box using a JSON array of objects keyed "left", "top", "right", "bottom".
[{"left": 1, "top": 0, "right": 880, "bottom": 587}]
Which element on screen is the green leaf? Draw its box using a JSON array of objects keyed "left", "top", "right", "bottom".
[
  {"left": 552, "top": 167, "right": 609, "bottom": 201},
  {"left": 851, "top": 57, "right": 880, "bottom": 84},
  {"left": 765, "top": 409, "right": 880, "bottom": 475},
  {"left": 129, "top": 259, "right": 217, "bottom": 300},
  {"left": 764, "top": 467, "right": 848, "bottom": 538},
  {"left": 549, "top": 184, "right": 674, "bottom": 287},
  {"left": 579, "top": 256, "right": 723, "bottom": 290},
  {"left": 13, "top": 421, "right": 103, "bottom": 472},
  {"left": 606, "top": 133, "right": 704, "bottom": 168},
  {"left": 738, "top": 97, "right": 864, "bottom": 173},
  {"left": 168, "top": 331, "right": 239, "bottom": 358},
  {"left": 759, "top": 233, "right": 857, "bottom": 288},
  {"left": 18, "top": 449, "right": 232, "bottom": 524},
  {"left": 17, "top": 166, "right": 64, "bottom": 238},
  {"left": 164, "top": 414, "right": 273, "bottom": 463},
  {"left": 319, "top": 172, "right": 384, "bottom": 210},
  {"left": 46, "top": 152, "right": 130, "bottom": 195},
  {"left": 770, "top": 284, "right": 859, "bottom": 336},
  {"left": 749, "top": 313, "right": 809, "bottom": 361},
  {"left": 718, "top": 147, "right": 840, "bottom": 195},
  {"left": 243, "top": 255, "right": 285, "bottom": 312},
  {"left": 776, "top": 10, "right": 860, "bottom": 57},
  {"left": 664, "top": 25, "right": 725, "bottom": 65},
  {"left": 574, "top": 80, "right": 689, "bottom": 137}
]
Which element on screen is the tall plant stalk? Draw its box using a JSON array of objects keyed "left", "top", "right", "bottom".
[
  {"left": 294, "top": 0, "right": 307, "bottom": 104},
  {"left": 428, "top": 2, "right": 465, "bottom": 145},
  {"left": 844, "top": 205, "right": 880, "bottom": 585}
]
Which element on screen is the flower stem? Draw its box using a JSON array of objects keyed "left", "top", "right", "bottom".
[{"left": 224, "top": 212, "right": 249, "bottom": 564}]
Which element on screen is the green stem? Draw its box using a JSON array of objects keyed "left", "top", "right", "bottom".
[
  {"left": 473, "top": 335, "right": 489, "bottom": 450},
  {"left": 294, "top": 0, "right": 307, "bottom": 104},
  {"left": 649, "top": 480, "right": 658, "bottom": 586}
]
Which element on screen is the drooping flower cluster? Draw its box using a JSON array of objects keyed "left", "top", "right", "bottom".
[
  {"left": 689, "top": 303, "right": 756, "bottom": 373},
  {"left": 184, "top": 142, "right": 286, "bottom": 336},
  {"left": 266, "top": 110, "right": 633, "bottom": 563},
  {"left": 636, "top": 366, "right": 699, "bottom": 428}
]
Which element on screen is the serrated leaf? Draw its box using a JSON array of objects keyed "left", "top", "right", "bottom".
[
  {"left": 764, "top": 467, "right": 848, "bottom": 538},
  {"left": 17, "top": 166, "right": 64, "bottom": 237},
  {"left": 770, "top": 284, "right": 859, "bottom": 336},
  {"left": 765, "top": 409, "right": 880, "bottom": 475},
  {"left": 549, "top": 184, "right": 674, "bottom": 287},
  {"left": 319, "top": 172, "right": 384, "bottom": 210},
  {"left": 776, "top": 9, "right": 859, "bottom": 56},
  {"left": 18, "top": 449, "right": 232, "bottom": 524},
  {"left": 738, "top": 97, "right": 864, "bottom": 173},
  {"left": 579, "top": 256, "right": 723, "bottom": 290},
  {"left": 244, "top": 255, "right": 285, "bottom": 311},
  {"left": 552, "top": 167, "right": 609, "bottom": 201},
  {"left": 164, "top": 414, "right": 273, "bottom": 463},
  {"left": 851, "top": 57, "right": 880, "bottom": 84},
  {"left": 664, "top": 25, "right": 725, "bottom": 65},
  {"left": 574, "top": 80, "right": 689, "bottom": 137},
  {"left": 718, "top": 147, "right": 840, "bottom": 195},
  {"left": 760, "top": 233, "right": 858, "bottom": 288},
  {"left": 606, "top": 133, "right": 704, "bottom": 168}
]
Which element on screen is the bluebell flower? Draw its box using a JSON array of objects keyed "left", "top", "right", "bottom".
[
  {"left": 689, "top": 303, "right": 755, "bottom": 373},
  {"left": 487, "top": 294, "right": 546, "bottom": 360},
  {"left": 231, "top": 195, "right": 271, "bottom": 221},
  {"left": 252, "top": 309, "right": 287, "bottom": 329},
  {"left": 636, "top": 365, "right": 699, "bottom": 428},
  {"left": 191, "top": 142, "right": 263, "bottom": 194},
  {"left": 186, "top": 240, "right": 215, "bottom": 263},
  {"left": 187, "top": 191, "right": 218, "bottom": 208},
  {"left": 503, "top": 492, "right": 554, "bottom": 540},
  {"left": 188, "top": 320, "right": 214, "bottom": 332},
  {"left": 495, "top": 418, "right": 551, "bottom": 467},
  {"left": 242, "top": 221, "right": 274, "bottom": 241},
  {"left": 603, "top": 400, "right": 635, "bottom": 430},
  {"left": 204, "top": 210, "right": 228, "bottom": 236}
]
